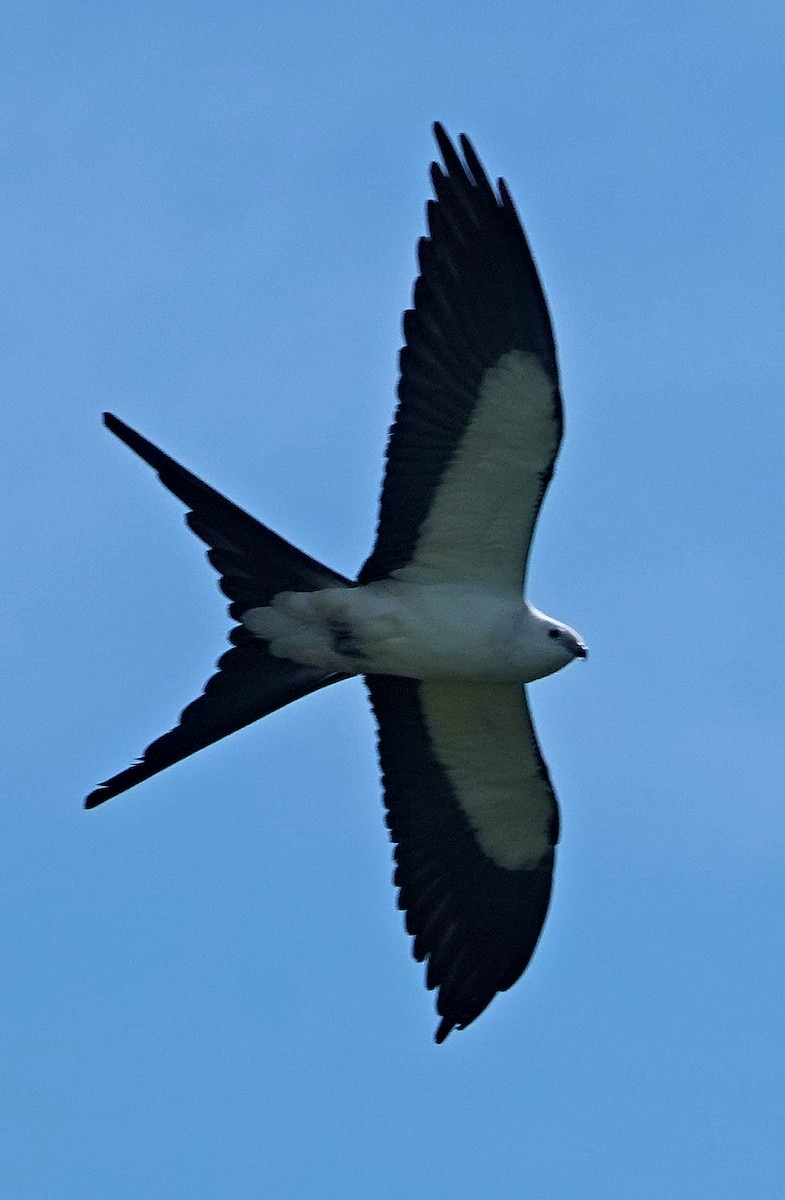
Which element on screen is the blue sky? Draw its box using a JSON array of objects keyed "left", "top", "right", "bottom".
[{"left": 3, "top": 2, "right": 784, "bottom": 1196}]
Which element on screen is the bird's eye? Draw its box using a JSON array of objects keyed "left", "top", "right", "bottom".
[{"left": 548, "top": 629, "right": 560, "bottom": 639}]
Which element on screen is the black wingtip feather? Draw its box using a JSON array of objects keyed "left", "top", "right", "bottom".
[
  {"left": 432, "top": 122, "right": 465, "bottom": 180},
  {"left": 434, "top": 1016, "right": 456, "bottom": 1044},
  {"left": 431, "top": 120, "right": 448, "bottom": 149}
]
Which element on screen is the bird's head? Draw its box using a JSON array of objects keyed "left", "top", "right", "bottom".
[
  {"left": 522, "top": 606, "right": 588, "bottom": 681},
  {"left": 545, "top": 620, "right": 588, "bottom": 661}
]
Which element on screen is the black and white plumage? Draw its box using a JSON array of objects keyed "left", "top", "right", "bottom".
[{"left": 86, "top": 125, "right": 587, "bottom": 1043}]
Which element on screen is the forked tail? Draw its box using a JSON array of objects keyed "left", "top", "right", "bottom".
[{"left": 85, "top": 414, "right": 351, "bottom": 808}]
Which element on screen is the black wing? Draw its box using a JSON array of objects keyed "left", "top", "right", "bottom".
[
  {"left": 367, "top": 675, "right": 559, "bottom": 1042},
  {"left": 360, "top": 124, "right": 562, "bottom": 594}
]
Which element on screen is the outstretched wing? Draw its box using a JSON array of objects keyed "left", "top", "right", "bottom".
[
  {"left": 366, "top": 675, "right": 559, "bottom": 1042},
  {"left": 85, "top": 415, "right": 349, "bottom": 808},
  {"left": 359, "top": 124, "right": 562, "bottom": 595}
]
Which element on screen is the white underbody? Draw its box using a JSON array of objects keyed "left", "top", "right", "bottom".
[
  {"left": 240, "top": 350, "right": 581, "bottom": 687},
  {"left": 242, "top": 579, "right": 577, "bottom": 684},
  {"left": 238, "top": 347, "right": 584, "bottom": 871}
]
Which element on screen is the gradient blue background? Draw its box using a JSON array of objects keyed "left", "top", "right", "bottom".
[{"left": 3, "top": 3, "right": 783, "bottom": 1196}]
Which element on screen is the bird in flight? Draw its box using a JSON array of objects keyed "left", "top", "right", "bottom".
[{"left": 87, "top": 123, "right": 587, "bottom": 1043}]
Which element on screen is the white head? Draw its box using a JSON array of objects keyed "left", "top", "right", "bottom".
[{"left": 520, "top": 605, "right": 588, "bottom": 682}]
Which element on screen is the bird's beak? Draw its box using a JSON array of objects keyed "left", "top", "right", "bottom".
[{"left": 575, "top": 645, "right": 588, "bottom": 659}]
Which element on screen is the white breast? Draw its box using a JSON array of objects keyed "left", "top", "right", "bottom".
[{"left": 243, "top": 580, "right": 564, "bottom": 684}]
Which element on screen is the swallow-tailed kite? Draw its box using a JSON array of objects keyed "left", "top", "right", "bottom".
[{"left": 86, "top": 124, "right": 587, "bottom": 1042}]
